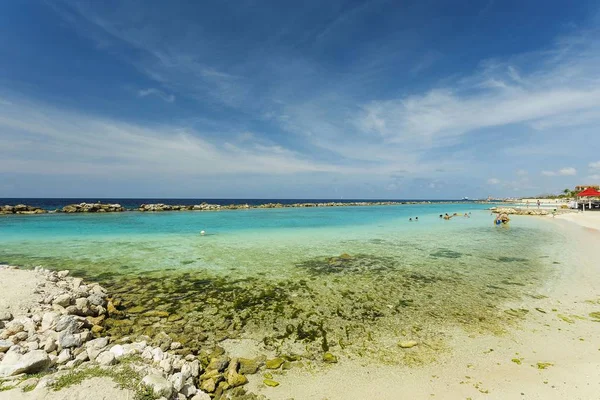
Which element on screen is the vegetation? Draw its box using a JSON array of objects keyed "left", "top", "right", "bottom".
[{"left": 51, "top": 363, "right": 155, "bottom": 400}]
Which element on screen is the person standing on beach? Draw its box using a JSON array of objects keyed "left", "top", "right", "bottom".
[{"left": 537, "top": 200, "right": 540, "bottom": 209}]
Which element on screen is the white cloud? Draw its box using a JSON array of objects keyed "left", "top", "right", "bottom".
[
  {"left": 542, "top": 167, "right": 577, "bottom": 176},
  {"left": 589, "top": 161, "right": 600, "bottom": 170},
  {"left": 516, "top": 169, "right": 528, "bottom": 176},
  {"left": 588, "top": 174, "right": 600, "bottom": 180},
  {"left": 138, "top": 88, "right": 175, "bottom": 103},
  {"left": 487, "top": 178, "right": 500, "bottom": 185},
  {"left": 0, "top": 96, "right": 346, "bottom": 177}
]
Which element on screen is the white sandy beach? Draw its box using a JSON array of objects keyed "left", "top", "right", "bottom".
[{"left": 1, "top": 214, "right": 600, "bottom": 400}]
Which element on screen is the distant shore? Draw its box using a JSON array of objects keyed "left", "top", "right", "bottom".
[{"left": 1, "top": 200, "right": 495, "bottom": 215}]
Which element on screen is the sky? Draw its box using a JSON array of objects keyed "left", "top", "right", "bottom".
[{"left": 1, "top": 0, "right": 600, "bottom": 199}]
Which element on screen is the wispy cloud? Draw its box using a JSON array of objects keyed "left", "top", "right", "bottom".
[
  {"left": 541, "top": 167, "right": 577, "bottom": 177},
  {"left": 589, "top": 161, "right": 600, "bottom": 170},
  {"left": 138, "top": 88, "right": 175, "bottom": 103},
  {"left": 487, "top": 178, "right": 500, "bottom": 185}
]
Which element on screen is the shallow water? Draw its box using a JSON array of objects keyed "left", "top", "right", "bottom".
[{"left": 0, "top": 204, "right": 566, "bottom": 363}]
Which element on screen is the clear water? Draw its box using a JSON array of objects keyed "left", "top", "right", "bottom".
[{"left": 0, "top": 203, "right": 565, "bottom": 363}]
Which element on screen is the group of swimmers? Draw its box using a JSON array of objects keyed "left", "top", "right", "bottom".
[{"left": 439, "top": 212, "right": 471, "bottom": 220}]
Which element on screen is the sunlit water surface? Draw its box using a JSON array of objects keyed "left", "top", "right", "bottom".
[{"left": 0, "top": 204, "right": 568, "bottom": 363}]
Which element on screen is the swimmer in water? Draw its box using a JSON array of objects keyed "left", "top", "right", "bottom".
[
  {"left": 409, "top": 218, "right": 412, "bottom": 221},
  {"left": 200, "top": 230, "right": 206, "bottom": 236},
  {"left": 415, "top": 217, "right": 419, "bottom": 221}
]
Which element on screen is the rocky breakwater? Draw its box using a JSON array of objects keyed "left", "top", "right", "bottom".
[
  {"left": 0, "top": 204, "right": 46, "bottom": 215},
  {"left": 139, "top": 203, "right": 223, "bottom": 212},
  {"left": 490, "top": 207, "right": 549, "bottom": 216},
  {"left": 60, "top": 202, "right": 125, "bottom": 213}
]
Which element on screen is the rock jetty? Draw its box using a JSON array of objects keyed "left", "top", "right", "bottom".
[
  {"left": 60, "top": 203, "right": 124, "bottom": 213},
  {"left": 490, "top": 207, "right": 550, "bottom": 216},
  {"left": 0, "top": 205, "right": 46, "bottom": 215}
]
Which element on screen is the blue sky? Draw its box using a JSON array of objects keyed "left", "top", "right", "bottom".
[{"left": 1, "top": 0, "right": 600, "bottom": 199}]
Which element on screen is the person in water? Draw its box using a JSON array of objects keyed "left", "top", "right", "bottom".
[
  {"left": 409, "top": 218, "right": 412, "bottom": 221},
  {"left": 415, "top": 217, "right": 419, "bottom": 221},
  {"left": 439, "top": 214, "right": 443, "bottom": 218}
]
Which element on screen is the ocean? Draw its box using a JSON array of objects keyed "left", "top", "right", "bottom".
[{"left": 0, "top": 200, "right": 567, "bottom": 363}]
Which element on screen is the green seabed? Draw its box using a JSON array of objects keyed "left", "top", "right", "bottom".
[{"left": 0, "top": 210, "right": 567, "bottom": 366}]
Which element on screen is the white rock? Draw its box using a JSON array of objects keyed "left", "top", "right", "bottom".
[
  {"left": 57, "top": 270, "right": 70, "bottom": 278},
  {"left": 96, "top": 351, "right": 116, "bottom": 366},
  {"left": 72, "top": 278, "right": 83, "bottom": 289},
  {"left": 0, "top": 340, "right": 12, "bottom": 352},
  {"left": 4, "top": 321, "right": 24, "bottom": 335},
  {"left": 170, "top": 341, "right": 182, "bottom": 350},
  {"left": 142, "top": 374, "right": 173, "bottom": 398},
  {"left": 109, "top": 344, "right": 125, "bottom": 358},
  {"left": 53, "top": 294, "right": 73, "bottom": 307},
  {"left": 152, "top": 347, "right": 164, "bottom": 362},
  {"left": 170, "top": 372, "right": 185, "bottom": 392},
  {"left": 41, "top": 312, "right": 60, "bottom": 331},
  {"left": 141, "top": 347, "right": 153, "bottom": 360},
  {"left": 181, "top": 362, "right": 192, "bottom": 380},
  {"left": 57, "top": 349, "right": 71, "bottom": 364},
  {"left": 191, "top": 391, "right": 211, "bottom": 400},
  {"left": 180, "top": 383, "right": 197, "bottom": 397},
  {"left": 159, "top": 358, "right": 173, "bottom": 374},
  {"left": 58, "top": 331, "right": 82, "bottom": 348},
  {"left": 55, "top": 315, "right": 79, "bottom": 333},
  {"left": 0, "top": 350, "right": 51, "bottom": 377},
  {"left": 43, "top": 337, "right": 57, "bottom": 353},
  {"left": 0, "top": 311, "right": 13, "bottom": 321}
]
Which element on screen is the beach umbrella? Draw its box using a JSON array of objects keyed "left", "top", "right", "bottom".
[{"left": 577, "top": 188, "right": 600, "bottom": 211}]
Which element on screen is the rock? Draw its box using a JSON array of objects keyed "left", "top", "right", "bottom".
[
  {"left": 200, "top": 378, "right": 216, "bottom": 393},
  {"left": 41, "top": 312, "right": 60, "bottom": 331},
  {"left": 57, "top": 270, "right": 70, "bottom": 278},
  {"left": 190, "top": 359, "right": 201, "bottom": 377},
  {"left": 0, "top": 340, "right": 12, "bottom": 352},
  {"left": 207, "top": 356, "right": 229, "bottom": 372},
  {"left": 191, "top": 391, "right": 212, "bottom": 400},
  {"left": 43, "top": 337, "right": 57, "bottom": 353},
  {"left": 398, "top": 340, "right": 418, "bottom": 349},
  {"left": 0, "top": 350, "right": 51, "bottom": 376},
  {"left": 323, "top": 352, "right": 338, "bottom": 363},
  {"left": 109, "top": 344, "right": 125, "bottom": 358},
  {"left": 12, "top": 331, "right": 29, "bottom": 343},
  {"left": 238, "top": 358, "right": 260, "bottom": 375},
  {"left": 58, "top": 331, "right": 82, "bottom": 348},
  {"left": 0, "top": 311, "right": 13, "bottom": 321},
  {"left": 53, "top": 294, "right": 73, "bottom": 307},
  {"left": 265, "top": 357, "right": 285, "bottom": 369},
  {"left": 170, "top": 341, "right": 182, "bottom": 350},
  {"left": 170, "top": 372, "right": 185, "bottom": 392},
  {"left": 88, "top": 294, "right": 105, "bottom": 306},
  {"left": 263, "top": 379, "right": 280, "bottom": 387},
  {"left": 4, "top": 321, "right": 24, "bottom": 336},
  {"left": 57, "top": 349, "right": 72, "bottom": 364},
  {"left": 159, "top": 358, "right": 173, "bottom": 374},
  {"left": 152, "top": 347, "right": 165, "bottom": 362},
  {"left": 86, "top": 337, "right": 109, "bottom": 361},
  {"left": 181, "top": 383, "right": 197, "bottom": 397},
  {"left": 55, "top": 315, "right": 79, "bottom": 333},
  {"left": 96, "top": 351, "right": 116, "bottom": 366},
  {"left": 142, "top": 374, "right": 173, "bottom": 398}
]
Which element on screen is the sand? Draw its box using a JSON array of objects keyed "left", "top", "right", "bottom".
[
  {"left": 0, "top": 267, "right": 50, "bottom": 317},
  {"left": 557, "top": 211, "right": 600, "bottom": 231},
  {"left": 0, "top": 377, "right": 134, "bottom": 400}
]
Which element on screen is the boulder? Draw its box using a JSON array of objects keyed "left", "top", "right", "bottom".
[
  {"left": 0, "top": 311, "right": 13, "bottom": 321},
  {"left": 53, "top": 294, "right": 73, "bottom": 308},
  {"left": 0, "top": 350, "right": 51, "bottom": 377},
  {"left": 142, "top": 374, "right": 173, "bottom": 398},
  {"left": 96, "top": 351, "right": 116, "bottom": 366},
  {"left": 0, "top": 340, "right": 12, "bottom": 352}
]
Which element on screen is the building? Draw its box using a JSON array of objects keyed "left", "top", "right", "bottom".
[{"left": 575, "top": 185, "right": 600, "bottom": 191}]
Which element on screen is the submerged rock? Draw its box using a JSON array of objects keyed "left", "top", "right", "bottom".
[
  {"left": 398, "top": 340, "right": 418, "bottom": 349},
  {"left": 322, "top": 352, "right": 338, "bottom": 363},
  {"left": 265, "top": 357, "right": 284, "bottom": 369}
]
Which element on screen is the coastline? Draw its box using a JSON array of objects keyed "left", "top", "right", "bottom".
[
  {"left": 556, "top": 211, "right": 600, "bottom": 231},
  {"left": 1, "top": 200, "right": 495, "bottom": 215},
  {"left": 1, "top": 216, "right": 599, "bottom": 399}
]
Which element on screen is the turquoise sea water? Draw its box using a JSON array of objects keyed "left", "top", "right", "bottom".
[{"left": 0, "top": 203, "right": 566, "bottom": 363}]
